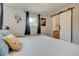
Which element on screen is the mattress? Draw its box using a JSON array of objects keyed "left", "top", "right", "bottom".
[{"left": 8, "top": 35, "right": 79, "bottom": 56}]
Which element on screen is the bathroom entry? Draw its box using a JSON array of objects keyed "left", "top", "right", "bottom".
[{"left": 52, "top": 15, "right": 60, "bottom": 39}]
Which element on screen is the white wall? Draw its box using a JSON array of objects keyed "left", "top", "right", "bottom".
[
  {"left": 3, "top": 4, "right": 26, "bottom": 36},
  {"left": 41, "top": 15, "right": 53, "bottom": 36}
]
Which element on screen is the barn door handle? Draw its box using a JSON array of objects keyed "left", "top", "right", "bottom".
[{"left": 59, "top": 26, "right": 61, "bottom": 30}]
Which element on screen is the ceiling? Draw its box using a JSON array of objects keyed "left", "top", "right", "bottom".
[{"left": 6, "top": 3, "right": 71, "bottom": 15}]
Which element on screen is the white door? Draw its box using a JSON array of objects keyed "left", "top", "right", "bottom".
[{"left": 60, "top": 10, "right": 71, "bottom": 42}]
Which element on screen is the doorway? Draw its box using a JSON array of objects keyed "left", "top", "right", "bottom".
[{"left": 52, "top": 15, "right": 60, "bottom": 39}]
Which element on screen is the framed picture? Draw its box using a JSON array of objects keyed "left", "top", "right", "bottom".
[{"left": 41, "top": 18, "right": 46, "bottom": 26}]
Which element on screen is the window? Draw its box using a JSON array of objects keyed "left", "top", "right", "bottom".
[{"left": 29, "top": 17, "right": 38, "bottom": 27}]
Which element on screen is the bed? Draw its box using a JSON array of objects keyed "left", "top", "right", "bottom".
[{"left": 8, "top": 35, "right": 79, "bottom": 56}]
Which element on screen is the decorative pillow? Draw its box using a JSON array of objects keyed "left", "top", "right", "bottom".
[
  {"left": 0, "top": 38, "right": 9, "bottom": 56},
  {"left": 0, "top": 33, "right": 4, "bottom": 39},
  {"left": 0, "top": 30, "right": 10, "bottom": 37},
  {"left": 4, "top": 34, "right": 22, "bottom": 51}
]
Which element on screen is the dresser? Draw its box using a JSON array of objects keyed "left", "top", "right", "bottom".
[{"left": 53, "top": 31, "right": 59, "bottom": 39}]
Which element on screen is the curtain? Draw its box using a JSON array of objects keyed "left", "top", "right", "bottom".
[
  {"left": 0, "top": 3, "right": 3, "bottom": 29},
  {"left": 24, "top": 11, "right": 30, "bottom": 35},
  {"left": 37, "top": 14, "right": 41, "bottom": 34}
]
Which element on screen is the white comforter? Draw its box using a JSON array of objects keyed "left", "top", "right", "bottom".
[{"left": 8, "top": 35, "right": 79, "bottom": 56}]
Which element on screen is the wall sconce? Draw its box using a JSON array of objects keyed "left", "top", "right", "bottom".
[
  {"left": 3, "top": 25, "right": 10, "bottom": 30},
  {"left": 6, "top": 26, "right": 10, "bottom": 30},
  {"left": 15, "top": 14, "right": 21, "bottom": 23}
]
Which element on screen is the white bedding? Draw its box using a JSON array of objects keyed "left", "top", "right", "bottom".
[{"left": 8, "top": 35, "right": 79, "bottom": 56}]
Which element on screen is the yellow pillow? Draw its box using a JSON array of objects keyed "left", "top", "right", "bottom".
[{"left": 4, "top": 34, "right": 22, "bottom": 52}]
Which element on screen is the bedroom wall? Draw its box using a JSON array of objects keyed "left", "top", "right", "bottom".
[
  {"left": 3, "top": 4, "right": 26, "bottom": 36},
  {"left": 41, "top": 15, "right": 52, "bottom": 36},
  {"left": 51, "top": 4, "right": 79, "bottom": 44},
  {"left": 3, "top": 4, "right": 52, "bottom": 37}
]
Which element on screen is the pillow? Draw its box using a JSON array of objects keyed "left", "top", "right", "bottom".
[
  {"left": 0, "top": 33, "right": 4, "bottom": 39},
  {"left": 0, "top": 38, "right": 9, "bottom": 56},
  {"left": 4, "top": 34, "right": 22, "bottom": 51},
  {"left": 0, "top": 30, "right": 10, "bottom": 37}
]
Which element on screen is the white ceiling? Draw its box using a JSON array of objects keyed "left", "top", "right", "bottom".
[{"left": 6, "top": 3, "right": 71, "bottom": 15}]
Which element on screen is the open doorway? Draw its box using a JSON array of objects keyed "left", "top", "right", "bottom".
[{"left": 52, "top": 15, "right": 60, "bottom": 39}]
